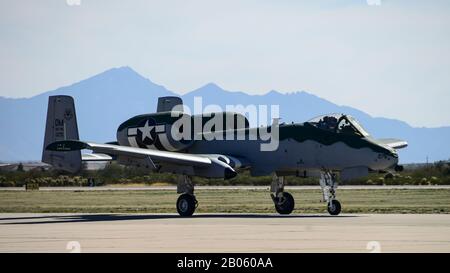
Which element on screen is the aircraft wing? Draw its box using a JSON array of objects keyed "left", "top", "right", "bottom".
[
  {"left": 46, "top": 140, "right": 240, "bottom": 179},
  {"left": 375, "top": 138, "right": 408, "bottom": 150},
  {"left": 47, "top": 140, "right": 211, "bottom": 167}
]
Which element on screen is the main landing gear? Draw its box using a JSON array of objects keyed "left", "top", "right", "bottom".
[
  {"left": 271, "top": 175, "right": 295, "bottom": 215},
  {"left": 174, "top": 172, "right": 341, "bottom": 216},
  {"left": 320, "top": 170, "right": 342, "bottom": 216},
  {"left": 176, "top": 175, "right": 198, "bottom": 216}
]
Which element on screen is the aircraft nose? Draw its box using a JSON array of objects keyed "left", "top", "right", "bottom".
[
  {"left": 390, "top": 151, "right": 399, "bottom": 166},
  {"left": 378, "top": 147, "right": 398, "bottom": 168},
  {"left": 376, "top": 145, "right": 398, "bottom": 169}
]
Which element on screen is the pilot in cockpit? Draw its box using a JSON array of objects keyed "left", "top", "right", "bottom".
[
  {"left": 309, "top": 114, "right": 370, "bottom": 137},
  {"left": 318, "top": 116, "right": 338, "bottom": 131}
]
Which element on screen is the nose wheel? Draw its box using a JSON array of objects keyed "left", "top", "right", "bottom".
[
  {"left": 320, "top": 171, "right": 342, "bottom": 216},
  {"left": 327, "top": 199, "right": 341, "bottom": 215}
]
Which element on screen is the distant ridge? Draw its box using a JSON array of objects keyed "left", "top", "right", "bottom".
[{"left": 0, "top": 66, "right": 449, "bottom": 163}]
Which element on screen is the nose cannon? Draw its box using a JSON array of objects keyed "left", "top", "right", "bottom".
[{"left": 373, "top": 145, "right": 399, "bottom": 171}]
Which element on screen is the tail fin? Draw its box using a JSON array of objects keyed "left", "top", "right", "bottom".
[{"left": 42, "top": 95, "right": 82, "bottom": 172}]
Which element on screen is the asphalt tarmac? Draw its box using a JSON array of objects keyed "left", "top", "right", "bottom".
[
  {"left": 2, "top": 185, "right": 450, "bottom": 191},
  {"left": 0, "top": 213, "right": 449, "bottom": 252}
]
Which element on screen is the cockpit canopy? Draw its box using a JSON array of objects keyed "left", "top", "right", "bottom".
[{"left": 306, "top": 113, "right": 370, "bottom": 137}]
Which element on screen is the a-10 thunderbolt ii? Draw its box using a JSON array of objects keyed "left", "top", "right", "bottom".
[{"left": 43, "top": 95, "right": 407, "bottom": 216}]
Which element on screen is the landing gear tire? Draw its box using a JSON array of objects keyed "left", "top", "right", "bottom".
[
  {"left": 274, "top": 192, "right": 295, "bottom": 215},
  {"left": 177, "top": 193, "right": 197, "bottom": 216},
  {"left": 327, "top": 199, "right": 341, "bottom": 216}
]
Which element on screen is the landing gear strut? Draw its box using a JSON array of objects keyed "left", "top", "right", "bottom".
[
  {"left": 271, "top": 175, "right": 295, "bottom": 215},
  {"left": 320, "top": 171, "right": 342, "bottom": 215},
  {"left": 176, "top": 175, "right": 197, "bottom": 216}
]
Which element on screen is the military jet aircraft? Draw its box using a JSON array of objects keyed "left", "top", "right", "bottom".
[{"left": 43, "top": 95, "right": 407, "bottom": 216}]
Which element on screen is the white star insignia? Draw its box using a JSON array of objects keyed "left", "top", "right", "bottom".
[{"left": 139, "top": 120, "right": 155, "bottom": 141}]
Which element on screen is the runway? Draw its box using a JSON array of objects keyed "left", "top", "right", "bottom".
[
  {"left": 1, "top": 213, "right": 449, "bottom": 252},
  {"left": 2, "top": 185, "right": 450, "bottom": 191}
]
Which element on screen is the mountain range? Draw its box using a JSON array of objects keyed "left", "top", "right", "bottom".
[{"left": 0, "top": 66, "right": 448, "bottom": 163}]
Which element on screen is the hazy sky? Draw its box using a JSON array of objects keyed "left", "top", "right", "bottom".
[{"left": 1, "top": 0, "right": 449, "bottom": 127}]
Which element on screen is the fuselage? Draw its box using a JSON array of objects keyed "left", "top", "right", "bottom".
[{"left": 116, "top": 112, "right": 398, "bottom": 176}]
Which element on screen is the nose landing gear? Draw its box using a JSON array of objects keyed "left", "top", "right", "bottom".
[{"left": 320, "top": 170, "right": 342, "bottom": 216}]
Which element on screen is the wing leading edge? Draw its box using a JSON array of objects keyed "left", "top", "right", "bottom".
[{"left": 46, "top": 140, "right": 211, "bottom": 166}]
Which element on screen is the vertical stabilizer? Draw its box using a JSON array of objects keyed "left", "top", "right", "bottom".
[{"left": 42, "top": 96, "right": 82, "bottom": 172}]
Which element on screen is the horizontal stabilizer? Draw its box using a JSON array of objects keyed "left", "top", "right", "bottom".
[{"left": 81, "top": 153, "right": 113, "bottom": 161}]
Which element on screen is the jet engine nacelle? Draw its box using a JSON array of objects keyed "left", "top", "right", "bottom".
[
  {"left": 116, "top": 112, "right": 195, "bottom": 152},
  {"left": 116, "top": 105, "right": 250, "bottom": 153}
]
